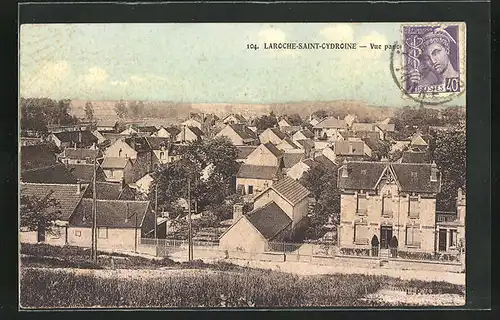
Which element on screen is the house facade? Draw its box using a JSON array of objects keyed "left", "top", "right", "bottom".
[
  {"left": 313, "top": 117, "right": 347, "bottom": 140},
  {"left": 101, "top": 157, "right": 135, "bottom": 183},
  {"left": 215, "top": 124, "right": 258, "bottom": 146},
  {"left": 176, "top": 126, "right": 204, "bottom": 143},
  {"left": 337, "top": 161, "right": 442, "bottom": 254},
  {"left": 259, "top": 128, "right": 287, "bottom": 145},
  {"left": 104, "top": 137, "right": 154, "bottom": 180},
  {"left": 223, "top": 114, "right": 247, "bottom": 125},
  {"left": 58, "top": 148, "right": 101, "bottom": 165}
]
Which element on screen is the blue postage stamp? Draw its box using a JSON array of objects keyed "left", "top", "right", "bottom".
[{"left": 403, "top": 25, "right": 461, "bottom": 95}]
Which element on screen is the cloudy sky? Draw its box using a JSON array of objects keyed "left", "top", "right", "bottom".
[{"left": 20, "top": 23, "right": 465, "bottom": 106}]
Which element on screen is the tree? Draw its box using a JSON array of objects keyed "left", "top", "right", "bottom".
[
  {"left": 84, "top": 101, "right": 94, "bottom": 121},
  {"left": 255, "top": 113, "right": 278, "bottom": 131},
  {"left": 20, "top": 98, "right": 78, "bottom": 134},
  {"left": 20, "top": 192, "right": 62, "bottom": 240},
  {"left": 300, "top": 164, "right": 340, "bottom": 240},
  {"left": 429, "top": 127, "right": 466, "bottom": 211},
  {"left": 369, "top": 140, "right": 391, "bottom": 161},
  {"left": 287, "top": 113, "right": 303, "bottom": 126},
  {"left": 312, "top": 109, "right": 329, "bottom": 119},
  {"left": 114, "top": 99, "right": 128, "bottom": 118},
  {"left": 128, "top": 101, "right": 144, "bottom": 118},
  {"left": 20, "top": 98, "right": 48, "bottom": 134}
]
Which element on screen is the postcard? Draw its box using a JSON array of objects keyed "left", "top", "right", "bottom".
[{"left": 19, "top": 22, "right": 466, "bottom": 309}]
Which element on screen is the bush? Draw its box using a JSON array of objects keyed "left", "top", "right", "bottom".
[
  {"left": 397, "top": 251, "right": 460, "bottom": 262},
  {"left": 339, "top": 248, "right": 371, "bottom": 257}
]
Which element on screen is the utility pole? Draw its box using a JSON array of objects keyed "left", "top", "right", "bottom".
[
  {"left": 187, "top": 176, "right": 193, "bottom": 261},
  {"left": 91, "top": 153, "right": 98, "bottom": 263},
  {"left": 155, "top": 182, "right": 158, "bottom": 239}
]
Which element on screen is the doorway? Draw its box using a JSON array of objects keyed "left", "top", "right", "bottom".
[
  {"left": 438, "top": 229, "right": 447, "bottom": 251},
  {"left": 380, "top": 226, "right": 393, "bottom": 249}
]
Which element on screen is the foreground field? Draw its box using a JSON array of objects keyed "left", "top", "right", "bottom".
[{"left": 19, "top": 244, "right": 466, "bottom": 308}]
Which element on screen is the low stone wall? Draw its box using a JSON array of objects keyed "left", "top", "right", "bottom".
[{"left": 387, "top": 258, "right": 463, "bottom": 273}]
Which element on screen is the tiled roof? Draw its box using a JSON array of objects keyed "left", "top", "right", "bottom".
[
  {"left": 296, "top": 129, "right": 315, "bottom": 139},
  {"left": 361, "top": 137, "right": 382, "bottom": 151},
  {"left": 281, "top": 138, "right": 299, "bottom": 149},
  {"left": 314, "top": 117, "right": 347, "bottom": 129},
  {"left": 245, "top": 202, "right": 292, "bottom": 240},
  {"left": 66, "top": 164, "right": 106, "bottom": 182},
  {"left": 400, "top": 151, "right": 428, "bottom": 164},
  {"left": 314, "top": 155, "right": 337, "bottom": 169},
  {"left": 20, "top": 145, "right": 58, "bottom": 171},
  {"left": 52, "top": 131, "right": 98, "bottom": 145},
  {"left": 269, "top": 128, "right": 287, "bottom": 140},
  {"left": 83, "top": 181, "right": 136, "bottom": 200},
  {"left": 237, "top": 164, "right": 280, "bottom": 180},
  {"left": 136, "top": 126, "right": 158, "bottom": 133},
  {"left": 236, "top": 146, "right": 258, "bottom": 160},
  {"left": 351, "top": 123, "right": 375, "bottom": 131},
  {"left": 283, "top": 152, "right": 305, "bottom": 168},
  {"left": 20, "top": 182, "right": 88, "bottom": 220},
  {"left": 301, "top": 158, "right": 319, "bottom": 169},
  {"left": 124, "top": 137, "right": 152, "bottom": 152},
  {"left": 70, "top": 199, "right": 151, "bottom": 228},
  {"left": 338, "top": 161, "right": 441, "bottom": 194},
  {"left": 162, "top": 126, "right": 181, "bottom": 136},
  {"left": 263, "top": 142, "right": 284, "bottom": 158},
  {"left": 342, "top": 130, "right": 380, "bottom": 141},
  {"left": 334, "top": 140, "right": 366, "bottom": 156},
  {"left": 21, "top": 164, "right": 78, "bottom": 184},
  {"left": 228, "top": 124, "right": 258, "bottom": 140},
  {"left": 271, "top": 176, "right": 310, "bottom": 205},
  {"left": 101, "top": 157, "right": 131, "bottom": 169},
  {"left": 411, "top": 134, "right": 429, "bottom": 146},
  {"left": 224, "top": 114, "right": 247, "bottom": 123},
  {"left": 61, "top": 148, "right": 100, "bottom": 160},
  {"left": 145, "top": 137, "right": 171, "bottom": 150},
  {"left": 295, "top": 139, "right": 315, "bottom": 150}
]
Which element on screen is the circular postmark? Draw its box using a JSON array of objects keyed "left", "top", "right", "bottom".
[{"left": 389, "top": 41, "right": 465, "bottom": 106}]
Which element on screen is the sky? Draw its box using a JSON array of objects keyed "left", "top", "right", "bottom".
[{"left": 20, "top": 23, "right": 465, "bottom": 107}]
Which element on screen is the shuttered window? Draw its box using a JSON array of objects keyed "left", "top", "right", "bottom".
[
  {"left": 354, "top": 223, "right": 369, "bottom": 244},
  {"left": 449, "top": 229, "right": 457, "bottom": 247},
  {"left": 408, "top": 196, "right": 420, "bottom": 218},
  {"left": 382, "top": 195, "right": 393, "bottom": 217},
  {"left": 405, "top": 226, "right": 420, "bottom": 247},
  {"left": 357, "top": 194, "right": 368, "bottom": 215},
  {"left": 98, "top": 227, "right": 108, "bottom": 239}
]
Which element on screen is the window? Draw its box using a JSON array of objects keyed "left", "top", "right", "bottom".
[
  {"left": 160, "top": 151, "right": 164, "bottom": 159},
  {"left": 354, "top": 223, "right": 369, "bottom": 244},
  {"left": 449, "top": 229, "right": 457, "bottom": 247},
  {"left": 248, "top": 185, "right": 254, "bottom": 195},
  {"left": 118, "top": 149, "right": 122, "bottom": 157},
  {"left": 98, "top": 227, "right": 108, "bottom": 239},
  {"left": 408, "top": 196, "right": 420, "bottom": 218},
  {"left": 405, "top": 226, "right": 420, "bottom": 247},
  {"left": 357, "top": 194, "right": 368, "bottom": 215},
  {"left": 382, "top": 194, "right": 393, "bottom": 217},
  {"left": 75, "top": 230, "right": 81, "bottom": 237}
]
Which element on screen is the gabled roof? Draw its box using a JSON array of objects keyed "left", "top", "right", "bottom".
[
  {"left": 263, "top": 142, "right": 284, "bottom": 158},
  {"left": 361, "top": 137, "right": 382, "bottom": 152},
  {"left": 187, "top": 126, "right": 204, "bottom": 137},
  {"left": 245, "top": 202, "right": 292, "bottom": 240},
  {"left": 282, "top": 126, "right": 303, "bottom": 135},
  {"left": 223, "top": 114, "right": 247, "bottom": 123},
  {"left": 61, "top": 148, "right": 100, "bottom": 160},
  {"left": 283, "top": 152, "right": 305, "bottom": 169},
  {"left": 236, "top": 164, "right": 280, "bottom": 180},
  {"left": 228, "top": 124, "right": 258, "bottom": 140},
  {"left": 52, "top": 131, "right": 98, "bottom": 145},
  {"left": 301, "top": 158, "right": 319, "bottom": 169},
  {"left": 410, "top": 134, "right": 429, "bottom": 146},
  {"left": 295, "top": 129, "right": 315, "bottom": 139},
  {"left": 400, "top": 151, "right": 428, "bottom": 164},
  {"left": 295, "top": 139, "right": 315, "bottom": 150},
  {"left": 314, "top": 117, "right": 347, "bottom": 129},
  {"left": 338, "top": 161, "right": 441, "bottom": 194},
  {"left": 21, "top": 164, "right": 78, "bottom": 184},
  {"left": 20, "top": 182, "right": 88, "bottom": 220},
  {"left": 101, "top": 157, "right": 131, "bottom": 169},
  {"left": 236, "top": 145, "right": 258, "bottom": 160},
  {"left": 314, "top": 154, "right": 337, "bottom": 168},
  {"left": 83, "top": 181, "right": 136, "bottom": 200},
  {"left": 70, "top": 199, "right": 150, "bottom": 228},
  {"left": 375, "top": 123, "right": 395, "bottom": 132},
  {"left": 278, "top": 118, "right": 293, "bottom": 126},
  {"left": 270, "top": 176, "right": 310, "bottom": 206},
  {"left": 280, "top": 138, "right": 300, "bottom": 149},
  {"left": 145, "top": 137, "right": 171, "bottom": 150},
  {"left": 124, "top": 137, "right": 152, "bottom": 153},
  {"left": 267, "top": 127, "right": 287, "bottom": 140},
  {"left": 66, "top": 163, "right": 106, "bottom": 182},
  {"left": 160, "top": 126, "right": 181, "bottom": 136},
  {"left": 20, "top": 145, "right": 58, "bottom": 171}
]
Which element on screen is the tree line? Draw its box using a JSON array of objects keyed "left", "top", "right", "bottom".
[{"left": 20, "top": 98, "right": 79, "bottom": 134}]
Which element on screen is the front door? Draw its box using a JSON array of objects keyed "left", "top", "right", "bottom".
[
  {"left": 380, "top": 226, "right": 393, "bottom": 249},
  {"left": 438, "top": 229, "right": 447, "bottom": 251}
]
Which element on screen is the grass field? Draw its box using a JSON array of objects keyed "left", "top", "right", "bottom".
[{"left": 19, "top": 244, "right": 466, "bottom": 308}]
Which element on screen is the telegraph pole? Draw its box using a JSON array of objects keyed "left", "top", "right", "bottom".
[
  {"left": 187, "top": 176, "right": 193, "bottom": 261},
  {"left": 155, "top": 182, "right": 158, "bottom": 239},
  {"left": 91, "top": 154, "right": 98, "bottom": 263}
]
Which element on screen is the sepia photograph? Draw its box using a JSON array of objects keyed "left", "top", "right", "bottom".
[{"left": 19, "top": 21, "right": 467, "bottom": 309}]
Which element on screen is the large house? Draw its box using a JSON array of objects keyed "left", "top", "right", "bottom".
[
  {"left": 236, "top": 143, "right": 284, "bottom": 196},
  {"left": 176, "top": 126, "right": 204, "bottom": 143},
  {"left": 68, "top": 199, "right": 155, "bottom": 251},
  {"left": 321, "top": 140, "right": 372, "bottom": 163},
  {"left": 337, "top": 161, "right": 442, "bottom": 255},
  {"left": 100, "top": 157, "right": 134, "bottom": 183},
  {"left": 220, "top": 176, "right": 310, "bottom": 252},
  {"left": 292, "top": 129, "right": 315, "bottom": 142},
  {"left": 49, "top": 131, "right": 98, "bottom": 149},
  {"left": 104, "top": 137, "right": 154, "bottom": 180},
  {"left": 152, "top": 126, "right": 181, "bottom": 139},
  {"left": 146, "top": 137, "right": 185, "bottom": 165},
  {"left": 223, "top": 114, "right": 247, "bottom": 125},
  {"left": 215, "top": 124, "right": 258, "bottom": 146},
  {"left": 313, "top": 117, "right": 347, "bottom": 140}
]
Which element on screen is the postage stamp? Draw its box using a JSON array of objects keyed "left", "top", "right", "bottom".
[{"left": 400, "top": 23, "right": 465, "bottom": 99}]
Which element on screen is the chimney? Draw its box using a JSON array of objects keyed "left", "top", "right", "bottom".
[
  {"left": 233, "top": 204, "right": 244, "bottom": 222},
  {"left": 430, "top": 161, "right": 438, "bottom": 182},
  {"left": 125, "top": 202, "right": 129, "bottom": 223},
  {"left": 341, "top": 159, "right": 349, "bottom": 178},
  {"left": 348, "top": 143, "right": 353, "bottom": 154},
  {"left": 76, "top": 181, "right": 82, "bottom": 194},
  {"left": 120, "top": 178, "right": 125, "bottom": 192}
]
